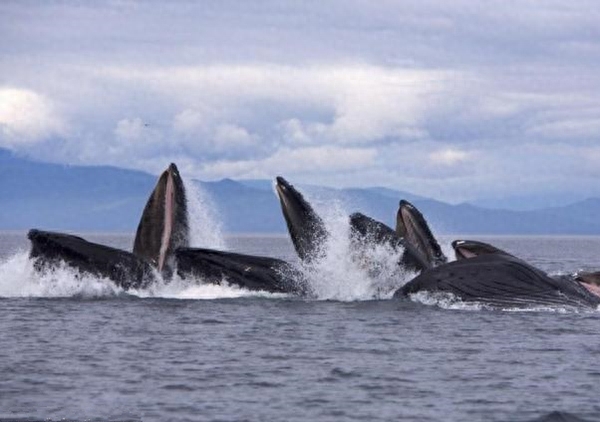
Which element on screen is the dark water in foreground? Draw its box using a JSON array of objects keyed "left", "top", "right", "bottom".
[{"left": 1, "top": 232, "right": 600, "bottom": 422}]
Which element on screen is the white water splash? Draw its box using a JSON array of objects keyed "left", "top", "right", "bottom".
[
  {"left": 293, "top": 195, "right": 416, "bottom": 301},
  {"left": 408, "top": 291, "right": 594, "bottom": 313},
  {"left": 0, "top": 250, "right": 287, "bottom": 300},
  {"left": 0, "top": 251, "right": 124, "bottom": 298},
  {"left": 184, "top": 178, "right": 226, "bottom": 249}
]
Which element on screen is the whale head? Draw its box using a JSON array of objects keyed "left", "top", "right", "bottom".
[
  {"left": 275, "top": 176, "right": 328, "bottom": 262},
  {"left": 133, "top": 163, "right": 189, "bottom": 275},
  {"left": 396, "top": 200, "right": 447, "bottom": 267}
]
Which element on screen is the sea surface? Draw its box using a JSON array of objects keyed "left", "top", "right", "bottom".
[{"left": 1, "top": 232, "right": 600, "bottom": 422}]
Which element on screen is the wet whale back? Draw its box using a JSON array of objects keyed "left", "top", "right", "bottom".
[
  {"left": 397, "top": 254, "right": 600, "bottom": 308},
  {"left": 133, "top": 163, "right": 189, "bottom": 274},
  {"left": 28, "top": 229, "right": 155, "bottom": 290},
  {"left": 176, "top": 247, "right": 309, "bottom": 295}
]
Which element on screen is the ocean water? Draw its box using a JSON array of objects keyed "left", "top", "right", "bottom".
[{"left": 1, "top": 231, "right": 600, "bottom": 422}]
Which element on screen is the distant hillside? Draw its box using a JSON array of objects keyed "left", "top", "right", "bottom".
[
  {"left": 2, "top": 148, "right": 600, "bottom": 234},
  {"left": 0, "top": 149, "right": 155, "bottom": 231}
]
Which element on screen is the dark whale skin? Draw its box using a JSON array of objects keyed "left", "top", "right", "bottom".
[
  {"left": 395, "top": 253, "right": 600, "bottom": 309},
  {"left": 28, "top": 229, "right": 155, "bottom": 290},
  {"left": 176, "top": 247, "right": 311, "bottom": 296}
]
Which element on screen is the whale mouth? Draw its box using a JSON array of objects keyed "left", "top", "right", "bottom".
[
  {"left": 396, "top": 200, "right": 446, "bottom": 267},
  {"left": 451, "top": 240, "right": 513, "bottom": 261},
  {"left": 452, "top": 241, "right": 479, "bottom": 260},
  {"left": 157, "top": 166, "right": 176, "bottom": 272},
  {"left": 133, "top": 162, "right": 189, "bottom": 274}
]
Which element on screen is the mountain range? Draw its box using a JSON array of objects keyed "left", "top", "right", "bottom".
[{"left": 2, "top": 148, "right": 600, "bottom": 234}]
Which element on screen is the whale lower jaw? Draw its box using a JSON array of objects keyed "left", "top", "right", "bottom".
[
  {"left": 133, "top": 162, "right": 189, "bottom": 275},
  {"left": 28, "top": 229, "right": 156, "bottom": 290}
]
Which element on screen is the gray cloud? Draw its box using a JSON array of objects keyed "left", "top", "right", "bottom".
[{"left": 1, "top": 0, "right": 600, "bottom": 203}]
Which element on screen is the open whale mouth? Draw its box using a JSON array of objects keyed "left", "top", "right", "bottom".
[
  {"left": 451, "top": 240, "right": 513, "bottom": 261},
  {"left": 396, "top": 200, "right": 446, "bottom": 267},
  {"left": 133, "top": 162, "right": 189, "bottom": 274},
  {"left": 158, "top": 164, "right": 177, "bottom": 271}
]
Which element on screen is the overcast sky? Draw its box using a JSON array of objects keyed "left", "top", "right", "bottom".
[{"left": 1, "top": 0, "right": 600, "bottom": 203}]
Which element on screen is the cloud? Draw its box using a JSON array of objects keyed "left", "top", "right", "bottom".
[
  {"left": 173, "top": 109, "right": 208, "bottom": 135},
  {"left": 212, "top": 124, "right": 255, "bottom": 151},
  {"left": 0, "top": 88, "right": 66, "bottom": 146},
  {"left": 429, "top": 148, "right": 473, "bottom": 166},
  {"left": 2, "top": 1, "right": 600, "bottom": 204},
  {"left": 114, "top": 117, "right": 146, "bottom": 142},
  {"left": 200, "top": 146, "right": 378, "bottom": 179}
]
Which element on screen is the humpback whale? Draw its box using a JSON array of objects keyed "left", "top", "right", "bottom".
[
  {"left": 28, "top": 229, "right": 155, "bottom": 290},
  {"left": 452, "top": 239, "right": 600, "bottom": 298},
  {"left": 394, "top": 242, "right": 600, "bottom": 308},
  {"left": 275, "top": 176, "right": 440, "bottom": 273},
  {"left": 275, "top": 176, "right": 328, "bottom": 262},
  {"left": 176, "top": 248, "right": 311, "bottom": 295},
  {"left": 396, "top": 200, "right": 447, "bottom": 267},
  {"left": 133, "top": 162, "right": 189, "bottom": 276},
  {"left": 29, "top": 164, "right": 306, "bottom": 295},
  {"left": 28, "top": 163, "right": 188, "bottom": 288},
  {"left": 349, "top": 212, "right": 430, "bottom": 272}
]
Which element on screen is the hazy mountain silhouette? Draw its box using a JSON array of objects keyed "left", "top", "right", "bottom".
[{"left": 2, "top": 148, "right": 600, "bottom": 234}]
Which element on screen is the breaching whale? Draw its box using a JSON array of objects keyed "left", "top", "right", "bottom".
[
  {"left": 28, "top": 163, "right": 189, "bottom": 289},
  {"left": 275, "top": 176, "right": 441, "bottom": 273},
  {"left": 394, "top": 240, "right": 600, "bottom": 309}
]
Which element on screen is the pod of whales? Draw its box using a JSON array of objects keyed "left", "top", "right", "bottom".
[
  {"left": 26, "top": 163, "right": 600, "bottom": 308},
  {"left": 28, "top": 164, "right": 307, "bottom": 294},
  {"left": 275, "top": 176, "right": 440, "bottom": 273}
]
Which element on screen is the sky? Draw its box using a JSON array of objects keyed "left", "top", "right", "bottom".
[{"left": 1, "top": 0, "right": 600, "bottom": 204}]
